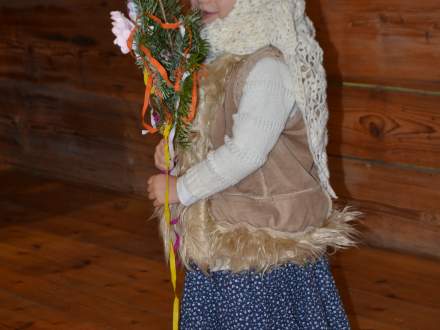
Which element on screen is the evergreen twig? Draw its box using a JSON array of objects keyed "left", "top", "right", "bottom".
[
  {"left": 157, "top": 0, "right": 173, "bottom": 46},
  {"left": 131, "top": 0, "right": 209, "bottom": 148}
]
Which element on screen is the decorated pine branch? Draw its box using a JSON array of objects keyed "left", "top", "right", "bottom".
[
  {"left": 111, "top": 0, "right": 208, "bottom": 148},
  {"left": 110, "top": 2, "right": 208, "bottom": 329}
]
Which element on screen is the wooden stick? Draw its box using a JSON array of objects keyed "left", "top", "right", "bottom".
[{"left": 157, "top": 0, "right": 173, "bottom": 46}]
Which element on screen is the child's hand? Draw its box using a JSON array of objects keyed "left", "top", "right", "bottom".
[
  {"left": 147, "top": 174, "right": 180, "bottom": 207},
  {"left": 154, "top": 139, "right": 169, "bottom": 172}
]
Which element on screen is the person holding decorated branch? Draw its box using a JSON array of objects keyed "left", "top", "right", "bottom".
[{"left": 113, "top": 0, "right": 363, "bottom": 329}]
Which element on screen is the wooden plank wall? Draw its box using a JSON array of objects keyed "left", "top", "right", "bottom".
[
  {"left": 0, "top": 0, "right": 161, "bottom": 195},
  {"left": 308, "top": 0, "right": 440, "bottom": 258},
  {"left": 0, "top": 1, "right": 439, "bottom": 258}
]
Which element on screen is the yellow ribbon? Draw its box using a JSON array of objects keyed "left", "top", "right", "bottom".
[
  {"left": 144, "top": 69, "right": 156, "bottom": 93},
  {"left": 163, "top": 122, "right": 180, "bottom": 330}
]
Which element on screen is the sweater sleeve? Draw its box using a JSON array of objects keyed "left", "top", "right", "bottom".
[{"left": 177, "top": 57, "right": 297, "bottom": 206}]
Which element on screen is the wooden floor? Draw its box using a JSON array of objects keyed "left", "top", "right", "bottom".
[{"left": 0, "top": 165, "right": 439, "bottom": 330}]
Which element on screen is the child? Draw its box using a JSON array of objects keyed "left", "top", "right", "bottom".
[{"left": 147, "top": 0, "right": 363, "bottom": 328}]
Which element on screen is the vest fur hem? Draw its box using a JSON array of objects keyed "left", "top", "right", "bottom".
[{"left": 179, "top": 204, "right": 364, "bottom": 274}]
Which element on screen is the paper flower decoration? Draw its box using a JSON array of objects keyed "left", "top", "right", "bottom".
[{"left": 110, "top": 11, "right": 135, "bottom": 54}]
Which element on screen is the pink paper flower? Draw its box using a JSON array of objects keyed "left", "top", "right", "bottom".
[{"left": 110, "top": 11, "right": 135, "bottom": 54}]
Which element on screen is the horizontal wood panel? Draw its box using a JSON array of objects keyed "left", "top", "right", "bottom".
[
  {"left": 354, "top": 200, "right": 440, "bottom": 258},
  {"left": 327, "top": 85, "right": 440, "bottom": 168},
  {"left": 330, "top": 156, "right": 440, "bottom": 213},
  {"left": 0, "top": 79, "right": 161, "bottom": 195},
  {"left": 0, "top": 0, "right": 142, "bottom": 98},
  {"left": 1, "top": 0, "right": 439, "bottom": 94},
  {"left": 0, "top": 41, "right": 141, "bottom": 100},
  {"left": 330, "top": 156, "right": 440, "bottom": 258},
  {"left": 1, "top": 138, "right": 159, "bottom": 197},
  {"left": 309, "top": 0, "right": 440, "bottom": 90},
  {"left": 0, "top": 79, "right": 146, "bottom": 145},
  {"left": 5, "top": 136, "right": 159, "bottom": 196}
]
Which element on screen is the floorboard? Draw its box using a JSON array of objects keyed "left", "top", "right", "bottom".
[{"left": 0, "top": 166, "right": 439, "bottom": 329}]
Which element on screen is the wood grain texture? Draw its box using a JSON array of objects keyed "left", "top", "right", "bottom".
[
  {"left": 0, "top": 0, "right": 162, "bottom": 194},
  {"left": 2, "top": 1, "right": 439, "bottom": 92},
  {"left": 1, "top": 168, "right": 439, "bottom": 330},
  {"left": 0, "top": 78, "right": 161, "bottom": 195},
  {"left": 330, "top": 155, "right": 440, "bottom": 258},
  {"left": 0, "top": 1, "right": 142, "bottom": 97},
  {"left": 309, "top": 0, "right": 440, "bottom": 90},
  {"left": 330, "top": 156, "right": 440, "bottom": 212},
  {"left": 332, "top": 247, "right": 440, "bottom": 330},
  {"left": 327, "top": 85, "right": 440, "bottom": 169}
]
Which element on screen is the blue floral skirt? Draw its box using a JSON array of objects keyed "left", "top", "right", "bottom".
[{"left": 179, "top": 254, "right": 351, "bottom": 329}]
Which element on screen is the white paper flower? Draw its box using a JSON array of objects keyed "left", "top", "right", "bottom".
[
  {"left": 127, "top": 0, "right": 139, "bottom": 22},
  {"left": 110, "top": 11, "right": 135, "bottom": 54}
]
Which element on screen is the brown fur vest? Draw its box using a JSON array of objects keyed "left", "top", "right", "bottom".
[{"left": 159, "top": 47, "right": 363, "bottom": 274}]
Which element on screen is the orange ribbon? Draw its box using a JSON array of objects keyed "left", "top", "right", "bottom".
[
  {"left": 127, "top": 14, "right": 200, "bottom": 131},
  {"left": 139, "top": 44, "right": 173, "bottom": 87},
  {"left": 149, "top": 14, "right": 180, "bottom": 29},
  {"left": 141, "top": 70, "right": 158, "bottom": 134},
  {"left": 184, "top": 72, "right": 198, "bottom": 124}
]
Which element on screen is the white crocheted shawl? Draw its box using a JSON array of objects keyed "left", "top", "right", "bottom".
[{"left": 202, "top": 0, "right": 337, "bottom": 198}]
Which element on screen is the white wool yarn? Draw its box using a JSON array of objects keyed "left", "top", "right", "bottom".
[{"left": 202, "top": 0, "right": 337, "bottom": 199}]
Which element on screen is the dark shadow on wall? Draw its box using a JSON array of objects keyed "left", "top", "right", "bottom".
[
  {"left": 307, "top": 3, "right": 360, "bottom": 329},
  {"left": 307, "top": 0, "right": 349, "bottom": 195}
]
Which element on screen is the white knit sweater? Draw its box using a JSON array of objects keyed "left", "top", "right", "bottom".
[{"left": 176, "top": 57, "right": 298, "bottom": 206}]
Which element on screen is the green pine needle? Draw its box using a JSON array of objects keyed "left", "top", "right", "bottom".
[{"left": 129, "top": 0, "right": 208, "bottom": 148}]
